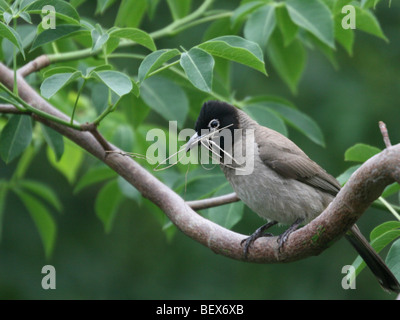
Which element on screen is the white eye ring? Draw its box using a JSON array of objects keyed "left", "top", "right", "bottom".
[{"left": 208, "top": 119, "right": 220, "bottom": 129}]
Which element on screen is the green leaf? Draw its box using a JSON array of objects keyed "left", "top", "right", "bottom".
[
  {"left": 0, "top": 21, "right": 25, "bottom": 59},
  {"left": 275, "top": 4, "right": 298, "bottom": 46},
  {"left": 249, "top": 96, "right": 324, "bottom": 147},
  {"left": 370, "top": 230, "right": 400, "bottom": 252},
  {"left": 207, "top": 183, "right": 244, "bottom": 229},
  {"left": 2, "top": 25, "right": 36, "bottom": 65},
  {"left": 361, "top": 0, "right": 382, "bottom": 9},
  {"left": 334, "top": 14, "right": 354, "bottom": 55},
  {"left": 117, "top": 176, "right": 142, "bottom": 204},
  {"left": 230, "top": 1, "right": 266, "bottom": 28},
  {"left": 243, "top": 104, "right": 287, "bottom": 136},
  {"left": 108, "top": 27, "right": 156, "bottom": 51},
  {"left": 198, "top": 35, "right": 267, "bottom": 75},
  {"left": 141, "top": 76, "right": 189, "bottom": 127},
  {"left": 285, "top": 0, "right": 334, "bottom": 48},
  {"left": 14, "top": 190, "right": 56, "bottom": 258},
  {"left": 274, "top": 105, "right": 323, "bottom": 146},
  {"left": 147, "top": 0, "right": 160, "bottom": 19},
  {"left": 267, "top": 31, "right": 306, "bottom": 93},
  {"left": 105, "top": 35, "right": 120, "bottom": 55},
  {"left": 370, "top": 221, "right": 400, "bottom": 242},
  {"left": 112, "top": 123, "right": 134, "bottom": 151},
  {"left": 131, "top": 79, "right": 140, "bottom": 98},
  {"left": 138, "top": 48, "right": 180, "bottom": 82},
  {"left": 40, "top": 71, "right": 82, "bottom": 99},
  {"left": 30, "top": 25, "right": 84, "bottom": 52},
  {"left": 95, "top": 0, "right": 116, "bottom": 14},
  {"left": 43, "top": 66, "right": 79, "bottom": 78},
  {"left": 0, "top": 115, "right": 32, "bottom": 164},
  {"left": 91, "top": 70, "right": 133, "bottom": 97},
  {"left": 19, "top": 11, "right": 32, "bottom": 24},
  {"left": 180, "top": 47, "right": 215, "bottom": 93},
  {"left": 3, "top": 11, "right": 12, "bottom": 25},
  {"left": 47, "top": 139, "right": 83, "bottom": 184},
  {"left": 244, "top": 4, "right": 276, "bottom": 49},
  {"left": 19, "top": 0, "right": 37, "bottom": 10},
  {"left": 354, "top": 6, "right": 388, "bottom": 41},
  {"left": 344, "top": 143, "right": 381, "bottom": 162},
  {"left": 74, "top": 165, "right": 117, "bottom": 194},
  {"left": 69, "top": 0, "right": 86, "bottom": 8},
  {"left": 115, "top": 0, "right": 147, "bottom": 28},
  {"left": 19, "top": 179, "right": 62, "bottom": 212},
  {"left": 382, "top": 183, "right": 400, "bottom": 198},
  {"left": 336, "top": 164, "right": 361, "bottom": 185},
  {"left": 0, "top": 0, "right": 9, "bottom": 11},
  {"left": 86, "top": 64, "right": 113, "bottom": 77},
  {"left": 26, "top": 0, "right": 80, "bottom": 25},
  {"left": 91, "top": 25, "right": 109, "bottom": 53},
  {"left": 203, "top": 17, "right": 236, "bottom": 42},
  {"left": 386, "top": 238, "right": 400, "bottom": 282},
  {"left": 95, "top": 179, "right": 124, "bottom": 233},
  {"left": 351, "top": 226, "right": 400, "bottom": 277},
  {"left": 167, "top": 0, "right": 191, "bottom": 20},
  {"left": 175, "top": 173, "right": 227, "bottom": 200},
  {"left": 40, "top": 124, "right": 64, "bottom": 161}
]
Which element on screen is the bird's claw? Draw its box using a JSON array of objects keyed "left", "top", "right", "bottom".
[{"left": 241, "top": 232, "right": 274, "bottom": 259}]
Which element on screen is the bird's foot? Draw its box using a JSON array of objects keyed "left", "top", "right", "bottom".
[
  {"left": 277, "top": 218, "right": 304, "bottom": 252},
  {"left": 240, "top": 221, "right": 278, "bottom": 259}
]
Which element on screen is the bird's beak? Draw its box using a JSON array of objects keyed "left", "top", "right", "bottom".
[{"left": 186, "top": 132, "right": 203, "bottom": 152}]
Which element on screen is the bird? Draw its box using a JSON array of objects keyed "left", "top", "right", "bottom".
[{"left": 185, "top": 100, "right": 400, "bottom": 293}]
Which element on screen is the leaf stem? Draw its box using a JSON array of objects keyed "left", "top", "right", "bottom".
[
  {"left": 92, "top": 96, "right": 123, "bottom": 126},
  {"left": 171, "top": 11, "right": 232, "bottom": 35},
  {"left": 147, "top": 60, "right": 180, "bottom": 78},
  {"left": 70, "top": 78, "right": 87, "bottom": 125},
  {"left": 378, "top": 197, "right": 400, "bottom": 221},
  {"left": 102, "top": 53, "right": 146, "bottom": 60},
  {"left": 149, "top": 0, "right": 215, "bottom": 39}
]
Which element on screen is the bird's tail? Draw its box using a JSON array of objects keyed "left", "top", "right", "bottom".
[{"left": 345, "top": 224, "right": 400, "bottom": 293}]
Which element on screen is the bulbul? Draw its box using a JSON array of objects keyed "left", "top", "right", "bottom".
[{"left": 186, "top": 100, "right": 400, "bottom": 293}]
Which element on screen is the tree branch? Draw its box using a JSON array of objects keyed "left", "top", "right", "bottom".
[
  {"left": 0, "top": 104, "right": 29, "bottom": 114},
  {"left": 379, "top": 121, "right": 392, "bottom": 148},
  {"left": 1, "top": 62, "right": 399, "bottom": 264},
  {"left": 187, "top": 192, "right": 239, "bottom": 210},
  {"left": 17, "top": 54, "right": 50, "bottom": 77}
]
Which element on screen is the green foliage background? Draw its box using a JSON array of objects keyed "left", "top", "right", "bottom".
[{"left": 0, "top": 0, "right": 399, "bottom": 299}]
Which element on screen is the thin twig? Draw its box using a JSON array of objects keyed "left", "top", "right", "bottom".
[
  {"left": 17, "top": 55, "right": 51, "bottom": 77},
  {"left": 0, "top": 104, "right": 29, "bottom": 114},
  {"left": 379, "top": 121, "right": 392, "bottom": 148},
  {"left": 187, "top": 192, "right": 240, "bottom": 210},
  {"left": 89, "top": 127, "right": 112, "bottom": 152}
]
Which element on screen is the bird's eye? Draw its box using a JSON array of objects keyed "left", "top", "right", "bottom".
[{"left": 208, "top": 119, "right": 220, "bottom": 129}]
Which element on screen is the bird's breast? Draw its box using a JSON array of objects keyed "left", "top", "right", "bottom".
[{"left": 220, "top": 142, "right": 333, "bottom": 225}]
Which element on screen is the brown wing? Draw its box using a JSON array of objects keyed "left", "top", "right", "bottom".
[{"left": 255, "top": 126, "right": 341, "bottom": 196}]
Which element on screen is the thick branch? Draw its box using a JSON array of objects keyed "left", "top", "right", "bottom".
[{"left": 1, "top": 62, "right": 399, "bottom": 264}]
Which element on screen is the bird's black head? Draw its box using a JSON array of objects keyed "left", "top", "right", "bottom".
[
  {"left": 186, "top": 100, "right": 240, "bottom": 153},
  {"left": 194, "top": 100, "right": 239, "bottom": 136}
]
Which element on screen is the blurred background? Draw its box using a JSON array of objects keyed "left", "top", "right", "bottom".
[{"left": 0, "top": 0, "right": 399, "bottom": 299}]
